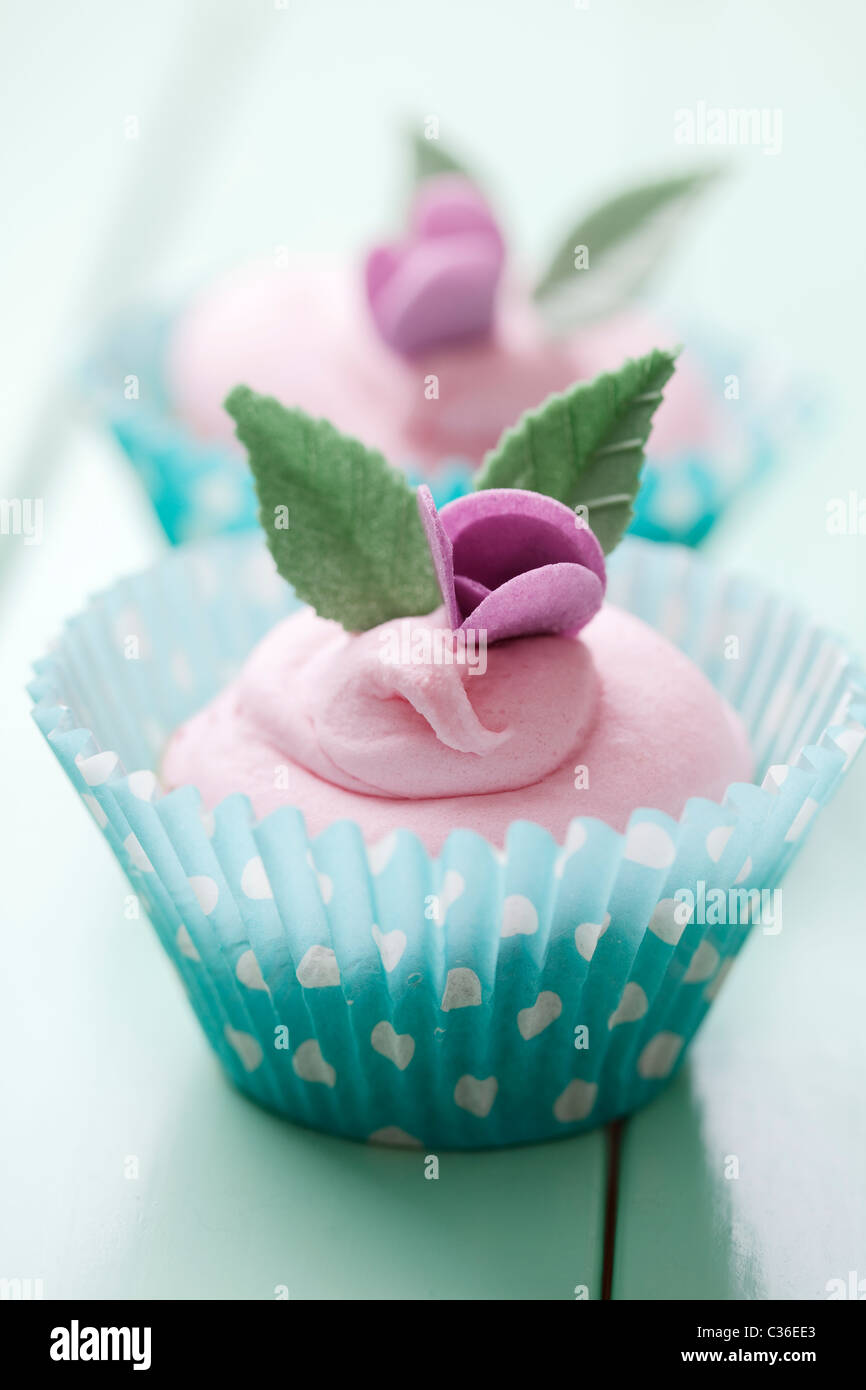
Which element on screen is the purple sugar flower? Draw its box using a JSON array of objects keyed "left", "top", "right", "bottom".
[
  {"left": 365, "top": 174, "right": 505, "bottom": 358},
  {"left": 417, "top": 486, "right": 606, "bottom": 645}
]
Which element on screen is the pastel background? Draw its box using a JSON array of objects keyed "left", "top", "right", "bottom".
[{"left": 1, "top": 0, "right": 864, "bottom": 1298}]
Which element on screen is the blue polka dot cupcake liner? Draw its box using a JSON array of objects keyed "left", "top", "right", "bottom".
[
  {"left": 86, "top": 308, "right": 808, "bottom": 548},
  {"left": 627, "top": 326, "right": 814, "bottom": 547},
  {"left": 85, "top": 311, "right": 259, "bottom": 545},
  {"left": 29, "top": 535, "right": 864, "bottom": 1148}
]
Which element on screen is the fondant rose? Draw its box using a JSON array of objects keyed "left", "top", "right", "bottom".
[
  {"left": 365, "top": 174, "right": 505, "bottom": 358},
  {"left": 417, "top": 486, "right": 606, "bottom": 645}
]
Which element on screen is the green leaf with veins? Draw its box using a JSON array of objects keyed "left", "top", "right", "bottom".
[
  {"left": 226, "top": 386, "right": 440, "bottom": 632},
  {"left": 473, "top": 347, "right": 679, "bottom": 554}
]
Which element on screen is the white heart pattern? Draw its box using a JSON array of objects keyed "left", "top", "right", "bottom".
[
  {"left": 454, "top": 1074, "right": 498, "bottom": 1117},
  {"left": 128, "top": 769, "right": 158, "bottom": 801},
  {"left": 236, "top": 948, "right": 268, "bottom": 991},
  {"left": 224, "top": 1025, "right": 263, "bottom": 1073},
  {"left": 368, "top": 832, "right": 398, "bottom": 875},
  {"left": 625, "top": 822, "right": 676, "bottom": 869},
  {"left": 292, "top": 1038, "right": 336, "bottom": 1088},
  {"left": 368, "top": 1127, "right": 423, "bottom": 1148},
  {"left": 75, "top": 750, "right": 118, "bottom": 786},
  {"left": 763, "top": 764, "right": 788, "bottom": 792},
  {"left": 372, "top": 924, "right": 407, "bottom": 973},
  {"left": 440, "top": 967, "right": 482, "bottom": 1011},
  {"left": 647, "top": 898, "right": 685, "bottom": 945},
  {"left": 554, "top": 821, "right": 588, "bottom": 877},
  {"left": 296, "top": 944, "right": 340, "bottom": 989},
  {"left": 501, "top": 894, "right": 539, "bottom": 937},
  {"left": 189, "top": 875, "right": 219, "bottom": 915},
  {"left": 608, "top": 982, "right": 649, "bottom": 1029},
  {"left": 241, "top": 855, "right": 273, "bottom": 899},
  {"left": 553, "top": 1079, "right": 598, "bottom": 1123},
  {"left": 637, "top": 1031, "right": 684, "bottom": 1079},
  {"left": 439, "top": 869, "right": 466, "bottom": 919},
  {"left": 683, "top": 941, "right": 719, "bottom": 983},
  {"left": 574, "top": 912, "right": 611, "bottom": 961},
  {"left": 176, "top": 924, "right": 200, "bottom": 961},
  {"left": 705, "top": 825, "right": 733, "bottom": 863},
  {"left": 517, "top": 991, "right": 562, "bottom": 1040},
  {"left": 370, "top": 1021, "right": 415, "bottom": 1071},
  {"left": 704, "top": 958, "right": 734, "bottom": 1002}
]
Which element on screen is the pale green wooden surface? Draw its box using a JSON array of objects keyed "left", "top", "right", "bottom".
[
  {"left": 613, "top": 755, "right": 866, "bottom": 1300},
  {"left": 104, "top": 1084, "right": 607, "bottom": 1301}
]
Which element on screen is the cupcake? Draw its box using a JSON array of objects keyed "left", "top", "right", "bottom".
[
  {"left": 92, "top": 131, "right": 793, "bottom": 545},
  {"left": 33, "top": 350, "right": 864, "bottom": 1148}
]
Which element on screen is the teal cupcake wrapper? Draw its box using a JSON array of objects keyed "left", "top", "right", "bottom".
[
  {"left": 86, "top": 309, "right": 805, "bottom": 547},
  {"left": 29, "top": 535, "right": 864, "bottom": 1147}
]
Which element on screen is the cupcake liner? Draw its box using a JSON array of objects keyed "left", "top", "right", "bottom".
[
  {"left": 86, "top": 307, "right": 806, "bottom": 547},
  {"left": 629, "top": 324, "right": 814, "bottom": 547},
  {"left": 85, "top": 311, "right": 259, "bottom": 544},
  {"left": 29, "top": 534, "right": 865, "bottom": 1148}
]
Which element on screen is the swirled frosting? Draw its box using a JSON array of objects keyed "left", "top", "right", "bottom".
[
  {"left": 163, "top": 603, "right": 753, "bottom": 853},
  {"left": 212, "top": 609, "right": 598, "bottom": 799}
]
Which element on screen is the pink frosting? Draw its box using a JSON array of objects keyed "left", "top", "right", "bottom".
[
  {"left": 168, "top": 260, "right": 742, "bottom": 473},
  {"left": 162, "top": 603, "right": 753, "bottom": 855}
]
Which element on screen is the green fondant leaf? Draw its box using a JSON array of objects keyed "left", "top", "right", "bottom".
[
  {"left": 473, "top": 347, "right": 678, "bottom": 554},
  {"left": 533, "top": 168, "right": 721, "bottom": 328},
  {"left": 226, "top": 387, "right": 440, "bottom": 631},
  {"left": 410, "top": 126, "right": 474, "bottom": 185}
]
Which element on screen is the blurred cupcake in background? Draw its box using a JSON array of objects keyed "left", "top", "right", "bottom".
[
  {"left": 89, "top": 129, "right": 801, "bottom": 545},
  {"left": 34, "top": 352, "right": 864, "bottom": 1148}
]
